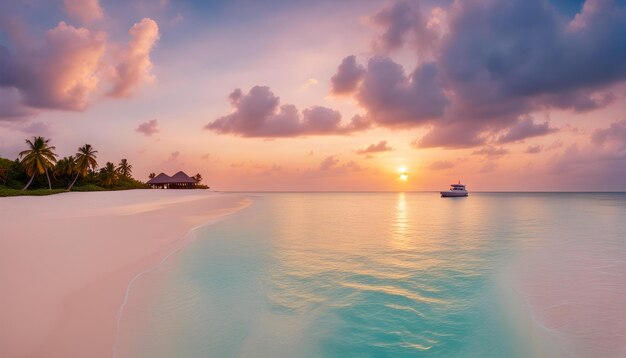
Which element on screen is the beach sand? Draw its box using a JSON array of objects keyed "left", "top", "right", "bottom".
[{"left": 0, "top": 190, "right": 250, "bottom": 358}]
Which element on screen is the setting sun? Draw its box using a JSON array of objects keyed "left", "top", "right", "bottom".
[{"left": 398, "top": 167, "right": 408, "bottom": 181}]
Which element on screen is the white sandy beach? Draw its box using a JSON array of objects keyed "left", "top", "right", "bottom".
[{"left": 0, "top": 190, "right": 251, "bottom": 358}]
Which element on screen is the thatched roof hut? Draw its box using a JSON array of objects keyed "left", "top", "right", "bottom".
[
  {"left": 147, "top": 173, "right": 172, "bottom": 185},
  {"left": 170, "top": 171, "right": 197, "bottom": 183},
  {"left": 147, "top": 171, "right": 198, "bottom": 189}
]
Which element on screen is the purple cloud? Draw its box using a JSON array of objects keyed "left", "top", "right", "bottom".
[
  {"left": 331, "top": 0, "right": 626, "bottom": 148},
  {"left": 0, "top": 11, "right": 160, "bottom": 121},
  {"left": 21, "top": 121, "right": 51, "bottom": 135},
  {"left": 356, "top": 58, "right": 448, "bottom": 128},
  {"left": 548, "top": 142, "right": 626, "bottom": 190},
  {"left": 206, "top": 86, "right": 368, "bottom": 137},
  {"left": 136, "top": 119, "right": 159, "bottom": 136},
  {"left": 319, "top": 155, "right": 340, "bottom": 171},
  {"left": 0, "top": 21, "right": 106, "bottom": 112},
  {"left": 0, "top": 88, "right": 34, "bottom": 121},
  {"left": 471, "top": 146, "right": 509, "bottom": 158},
  {"left": 311, "top": 155, "right": 364, "bottom": 177},
  {"left": 330, "top": 55, "right": 365, "bottom": 95},
  {"left": 497, "top": 117, "right": 558, "bottom": 143},
  {"left": 525, "top": 145, "right": 543, "bottom": 154},
  {"left": 370, "top": 1, "right": 438, "bottom": 56},
  {"left": 356, "top": 140, "right": 393, "bottom": 155},
  {"left": 427, "top": 160, "right": 455, "bottom": 170},
  {"left": 415, "top": 122, "right": 487, "bottom": 149},
  {"left": 592, "top": 120, "right": 626, "bottom": 146}
]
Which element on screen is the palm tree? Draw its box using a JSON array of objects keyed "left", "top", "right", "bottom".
[
  {"left": 193, "top": 173, "right": 202, "bottom": 183},
  {"left": 69, "top": 144, "right": 98, "bottom": 190},
  {"left": 148, "top": 172, "right": 156, "bottom": 179},
  {"left": 54, "top": 156, "right": 76, "bottom": 186},
  {"left": 117, "top": 159, "right": 132, "bottom": 178},
  {"left": 55, "top": 156, "right": 76, "bottom": 176},
  {"left": 99, "top": 162, "right": 118, "bottom": 188},
  {"left": 19, "top": 136, "right": 58, "bottom": 190}
]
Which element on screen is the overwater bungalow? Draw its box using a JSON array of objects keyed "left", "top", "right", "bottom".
[{"left": 147, "top": 171, "right": 199, "bottom": 189}]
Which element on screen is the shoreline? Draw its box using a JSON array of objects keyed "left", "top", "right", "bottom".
[
  {"left": 112, "top": 209, "right": 247, "bottom": 357},
  {"left": 0, "top": 190, "right": 251, "bottom": 358}
]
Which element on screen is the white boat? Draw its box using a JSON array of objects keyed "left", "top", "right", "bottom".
[{"left": 441, "top": 181, "right": 468, "bottom": 197}]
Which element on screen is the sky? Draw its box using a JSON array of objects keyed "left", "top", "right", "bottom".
[{"left": 1, "top": 0, "right": 626, "bottom": 191}]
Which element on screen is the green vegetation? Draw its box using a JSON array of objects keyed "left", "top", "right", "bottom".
[
  {"left": 0, "top": 187, "right": 67, "bottom": 197},
  {"left": 1, "top": 136, "right": 153, "bottom": 197},
  {"left": 71, "top": 184, "right": 106, "bottom": 192}
]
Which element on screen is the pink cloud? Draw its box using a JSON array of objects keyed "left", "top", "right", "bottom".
[
  {"left": 0, "top": 14, "right": 161, "bottom": 121},
  {"left": 329, "top": 0, "right": 626, "bottom": 148},
  {"left": 332, "top": 57, "right": 448, "bottom": 128},
  {"left": 330, "top": 55, "right": 365, "bottom": 95},
  {"left": 307, "top": 155, "right": 364, "bottom": 178},
  {"left": 592, "top": 120, "right": 626, "bottom": 146},
  {"left": 525, "top": 145, "right": 543, "bottom": 154},
  {"left": 370, "top": 1, "right": 439, "bottom": 56},
  {"left": 319, "top": 155, "right": 340, "bottom": 171},
  {"left": 63, "top": 0, "right": 104, "bottom": 24},
  {"left": 471, "top": 146, "right": 509, "bottom": 158},
  {"left": 108, "top": 18, "right": 160, "bottom": 98},
  {"left": 206, "top": 86, "right": 369, "bottom": 137},
  {"left": 1, "top": 21, "right": 106, "bottom": 112},
  {"left": 356, "top": 140, "right": 393, "bottom": 155},
  {"left": 0, "top": 88, "right": 34, "bottom": 121},
  {"left": 548, "top": 140, "right": 626, "bottom": 190},
  {"left": 427, "top": 160, "right": 455, "bottom": 170},
  {"left": 136, "top": 119, "right": 159, "bottom": 136},
  {"left": 497, "top": 117, "right": 558, "bottom": 143}
]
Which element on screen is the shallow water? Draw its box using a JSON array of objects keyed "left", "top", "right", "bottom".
[{"left": 117, "top": 193, "right": 626, "bottom": 357}]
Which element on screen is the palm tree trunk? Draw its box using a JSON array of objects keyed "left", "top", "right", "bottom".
[
  {"left": 45, "top": 167, "right": 52, "bottom": 190},
  {"left": 68, "top": 172, "right": 80, "bottom": 190},
  {"left": 22, "top": 173, "right": 35, "bottom": 190}
]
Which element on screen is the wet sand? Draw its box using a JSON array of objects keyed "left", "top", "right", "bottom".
[{"left": 0, "top": 190, "right": 250, "bottom": 358}]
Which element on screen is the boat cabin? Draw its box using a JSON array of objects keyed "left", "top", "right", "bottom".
[{"left": 450, "top": 183, "right": 466, "bottom": 191}]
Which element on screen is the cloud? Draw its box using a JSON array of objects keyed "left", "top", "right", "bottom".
[
  {"left": 415, "top": 122, "right": 486, "bottom": 148},
  {"left": 21, "top": 122, "right": 51, "bottom": 135},
  {"left": 479, "top": 161, "right": 498, "bottom": 173},
  {"left": 497, "top": 116, "right": 558, "bottom": 143},
  {"left": 0, "top": 88, "right": 35, "bottom": 121},
  {"left": 330, "top": 55, "right": 365, "bottom": 95},
  {"left": 1, "top": 21, "right": 106, "bottom": 112},
  {"left": 548, "top": 142, "right": 626, "bottom": 190},
  {"left": 63, "top": 0, "right": 103, "bottom": 24},
  {"left": 370, "top": 1, "right": 439, "bottom": 56},
  {"left": 136, "top": 118, "right": 159, "bottom": 136},
  {"left": 427, "top": 160, "right": 455, "bottom": 170},
  {"left": 591, "top": 120, "right": 626, "bottom": 146},
  {"left": 318, "top": 155, "right": 340, "bottom": 171},
  {"left": 108, "top": 18, "right": 160, "bottom": 98},
  {"left": 206, "top": 86, "right": 368, "bottom": 137},
  {"left": 0, "top": 15, "right": 161, "bottom": 121},
  {"left": 170, "top": 13, "right": 184, "bottom": 26},
  {"left": 163, "top": 151, "right": 180, "bottom": 164},
  {"left": 300, "top": 78, "right": 319, "bottom": 90},
  {"left": 331, "top": 0, "right": 626, "bottom": 148},
  {"left": 312, "top": 155, "right": 364, "bottom": 177},
  {"left": 355, "top": 58, "right": 448, "bottom": 128},
  {"left": 471, "top": 146, "right": 509, "bottom": 158},
  {"left": 525, "top": 145, "right": 543, "bottom": 154},
  {"left": 356, "top": 140, "right": 393, "bottom": 155}
]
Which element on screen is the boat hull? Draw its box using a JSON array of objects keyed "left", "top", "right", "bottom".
[{"left": 440, "top": 191, "right": 468, "bottom": 197}]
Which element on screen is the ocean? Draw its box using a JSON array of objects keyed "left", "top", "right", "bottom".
[{"left": 116, "top": 193, "right": 626, "bottom": 357}]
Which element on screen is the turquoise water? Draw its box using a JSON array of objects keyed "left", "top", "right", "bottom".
[{"left": 117, "top": 193, "right": 626, "bottom": 357}]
